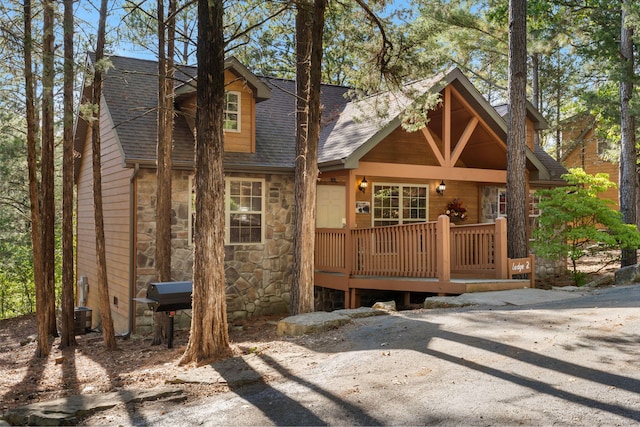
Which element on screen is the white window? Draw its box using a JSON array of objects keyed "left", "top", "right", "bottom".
[
  {"left": 528, "top": 190, "right": 541, "bottom": 237},
  {"left": 227, "top": 178, "right": 263, "bottom": 244},
  {"left": 372, "top": 183, "right": 428, "bottom": 227},
  {"left": 189, "top": 177, "right": 264, "bottom": 245},
  {"left": 224, "top": 91, "right": 240, "bottom": 132}
]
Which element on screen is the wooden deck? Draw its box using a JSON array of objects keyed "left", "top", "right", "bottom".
[{"left": 315, "top": 216, "right": 534, "bottom": 308}]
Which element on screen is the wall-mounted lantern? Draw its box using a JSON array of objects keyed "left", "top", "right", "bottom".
[
  {"left": 359, "top": 177, "right": 368, "bottom": 193},
  {"left": 436, "top": 180, "right": 446, "bottom": 196}
]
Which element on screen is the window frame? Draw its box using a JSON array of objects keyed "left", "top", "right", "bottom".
[
  {"left": 528, "top": 189, "right": 541, "bottom": 240},
  {"left": 497, "top": 188, "right": 507, "bottom": 217},
  {"left": 224, "top": 91, "right": 241, "bottom": 133},
  {"left": 371, "top": 182, "right": 429, "bottom": 227},
  {"left": 226, "top": 177, "right": 264, "bottom": 245},
  {"left": 189, "top": 176, "right": 265, "bottom": 246}
]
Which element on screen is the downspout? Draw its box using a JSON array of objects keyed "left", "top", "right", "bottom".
[{"left": 127, "top": 163, "right": 140, "bottom": 337}]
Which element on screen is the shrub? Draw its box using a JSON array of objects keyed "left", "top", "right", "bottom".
[{"left": 532, "top": 168, "right": 640, "bottom": 285}]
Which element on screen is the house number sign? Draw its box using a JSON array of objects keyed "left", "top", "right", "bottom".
[{"left": 509, "top": 257, "right": 532, "bottom": 274}]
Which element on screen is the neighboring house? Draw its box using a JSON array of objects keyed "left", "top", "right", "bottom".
[
  {"left": 560, "top": 114, "right": 619, "bottom": 208},
  {"left": 74, "top": 55, "right": 566, "bottom": 335}
]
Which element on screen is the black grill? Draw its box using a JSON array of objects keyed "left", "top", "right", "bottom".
[
  {"left": 134, "top": 281, "right": 192, "bottom": 348},
  {"left": 145, "top": 281, "right": 192, "bottom": 312}
]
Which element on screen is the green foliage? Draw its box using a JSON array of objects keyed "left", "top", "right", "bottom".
[
  {"left": 0, "top": 240, "right": 36, "bottom": 318},
  {"left": 0, "top": 109, "right": 63, "bottom": 320},
  {"left": 532, "top": 168, "right": 640, "bottom": 284}
]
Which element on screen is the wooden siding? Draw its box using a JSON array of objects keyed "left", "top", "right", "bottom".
[
  {"left": 223, "top": 69, "right": 256, "bottom": 153},
  {"left": 526, "top": 117, "right": 535, "bottom": 151},
  {"left": 563, "top": 127, "right": 619, "bottom": 208},
  {"left": 361, "top": 127, "right": 441, "bottom": 166},
  {"left": 175, "top": 69, "right": 256, "bottom": 153},
  {"left": 354, "top": 176, "right": 480, "bottom": 228},
  {"left": 76, "top": 98, "right": 132, "bottom": 334}
]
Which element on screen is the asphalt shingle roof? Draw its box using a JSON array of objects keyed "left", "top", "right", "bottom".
[
  {"left": 92, "top": 55, "right": 351, "bottom": 171},
  {"left": 319, "top": 74, "right": 446, "bottom": 165},
  {"left": 78, "top": 55, "right": 565, "bottom": 182},
  {"left": 534, "top": 145, "right": 568, "bottom": 181}
]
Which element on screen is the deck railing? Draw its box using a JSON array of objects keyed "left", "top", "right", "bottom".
[
  {"left": 314, "top": 228, "right": 348, "bottom": 273},
  {"left": 315, "top": 216, "right": 508, "bottom": 280},
  {"left": 450, "top": 222, "right": 499, "bottom": 273},
  {"left": 350, "top": 222, "right": 438, "bottom": 277}
]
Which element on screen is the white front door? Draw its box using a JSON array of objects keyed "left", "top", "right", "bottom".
[{"left": 316, "top": 185, "right": 346, "bottom": 228}]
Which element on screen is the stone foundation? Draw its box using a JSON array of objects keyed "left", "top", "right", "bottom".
[{"left": 534, "top": 255, "right": 566, "bottom": 281}]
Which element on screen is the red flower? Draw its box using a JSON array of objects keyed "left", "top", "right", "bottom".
[{"left": 445, "top": 199, "right": 467, "bottom": 220}]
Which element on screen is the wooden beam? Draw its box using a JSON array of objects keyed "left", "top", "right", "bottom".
[
  {"left": 450, "top": 116, "right": 478, "bottom": 166},
  {"left": 443, "top": 86, "right": 451, "bottom": 165},
  {"left": 421, "top": 127, "right": 446, "bottom": 166},
  {"left": 450, "top": 86, "right": 506, "bottom": 151},
  {"left": 346, "top": 277, "right": 467, "bottom": 294},
  {"left": 357, "top": 161, "right": 507, "bottom": 183}
]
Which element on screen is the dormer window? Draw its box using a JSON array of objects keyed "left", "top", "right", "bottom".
[{"left": 224, "top": 91, "right": 240, "bottom": 132}]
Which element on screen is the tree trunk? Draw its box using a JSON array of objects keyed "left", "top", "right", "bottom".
[
  {"left": 531, "top": 52, "right": 539, "bottom": 147},
  {"left": 60, "top": 0, "right": 77, "bottom": 348},
  {"left": 24, "top": 0, "right": 48, "bottom": 358},
  {"left": 506, "top": 0, "right": 528, "bottom": 260},
  {"left": 42, "top": 0, "right": 57, "bottom": 338},
  {"left": 180, "top": 0, "right": 231, "bottom": 365},
  {"left": 153, "top": 0, "right": 176, "bottom": 346},
  {"left": 619, "top": 1, "right": 637, "bottom": 267},
  {"left": 92, "top": 0, "right": 117, "bottom": 350},
  {"left": 555, "top": 53, "right": 562, "bottom": 160},
  {"left": 291, "top": 0, "right": 327, "bottom": 315}
]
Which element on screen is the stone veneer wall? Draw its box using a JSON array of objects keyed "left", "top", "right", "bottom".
[
  {"left": 534, "top": 256, "right": 566, "bottom": 281},
  {"left": 134, "top": 169, "right": 294, "bottom": 333},
  {"left": 480, "top": 186, "right": 500, "bottom": 223}
]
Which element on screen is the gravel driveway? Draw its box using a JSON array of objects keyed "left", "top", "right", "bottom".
[{"left": 81, "top": 284, "right": 640, "bottom": 426}]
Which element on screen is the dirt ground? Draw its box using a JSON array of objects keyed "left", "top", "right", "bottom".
[
  {"left": 0, "top": 253, "right": 621, "bottom": 414},
  {"left": 0, "top": 314, "right": 290, "bottom": 414}
]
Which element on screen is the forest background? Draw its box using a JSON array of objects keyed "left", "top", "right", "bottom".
[{"left": 0, "top": 0, "right": 638, "bottom": 321}]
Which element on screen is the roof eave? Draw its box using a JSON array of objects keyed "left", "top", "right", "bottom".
[{"left": 174, "top": 57, "right": 272, "bottom": 102}]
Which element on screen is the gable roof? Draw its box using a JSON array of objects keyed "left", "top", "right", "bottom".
[
  {"left": 534, "top": 145, "right": 568, "bottom": 183},
  {"left": 74, "top": 55, "right": 565, "bottom": 182},
  {"left": 319, "top": 68, "right": 552, "bottom": 180},
  {"left": 493, "top": 102, "right": 549, "bottom": 131},
  {"left": 175, "top": 56, "right": 272, "bottom": 102}
]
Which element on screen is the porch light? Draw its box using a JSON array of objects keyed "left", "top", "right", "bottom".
[
  {"left": 436, "top": 180, "right": 446, "bottom": 195},
  {"left": 358, "top": 177, "right": 368, "bottom": 193}
]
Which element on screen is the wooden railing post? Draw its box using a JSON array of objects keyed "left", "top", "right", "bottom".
[
  {"left": 494, "top": 217, "right": 508, "bottom": 279},
  {"left": 345, "top": 229, "right": 353, "bottom": 276},
  {"left": 437, "top": 215, "right": 451, "bottom": 281}
]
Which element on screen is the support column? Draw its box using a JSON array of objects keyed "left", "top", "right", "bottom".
[
  {"left": 495, "top": 217, "right": 508, "bottom": 279},
  {"left": 437, "top": 215, "right": 451, "bottom": 282}
]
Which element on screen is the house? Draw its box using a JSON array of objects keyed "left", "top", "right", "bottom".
[
  {"left": 74, "top": 55, "right": 566, "bottom": 335},
  {"left": 560, "top": 114, "right": 619, "bottom": 208}
]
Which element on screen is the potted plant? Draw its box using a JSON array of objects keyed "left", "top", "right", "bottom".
[{"left": 445, "top": 198, "right": 467, "bottom": 222}]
